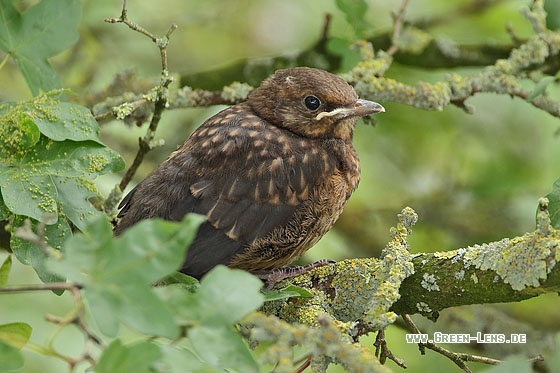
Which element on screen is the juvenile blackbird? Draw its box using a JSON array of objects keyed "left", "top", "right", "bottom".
[{"left": 114, "top": 67, "right": 385, "bottom": 281}]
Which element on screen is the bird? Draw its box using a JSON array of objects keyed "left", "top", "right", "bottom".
[{"left": 114, "top": 67, "right": 385, "bottom": 284}]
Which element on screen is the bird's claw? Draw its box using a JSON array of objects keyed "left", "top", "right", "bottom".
[{"left": 254, "top": 259, "right": 336, "bottom": 289}]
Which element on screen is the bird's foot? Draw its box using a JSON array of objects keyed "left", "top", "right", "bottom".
[{"left": 253, "top": 259, "right": 335, "bottom": 289}]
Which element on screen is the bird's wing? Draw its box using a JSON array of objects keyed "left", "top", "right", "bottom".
[{"left": 169, "top": 105, "right": 336, "bottom": 243}]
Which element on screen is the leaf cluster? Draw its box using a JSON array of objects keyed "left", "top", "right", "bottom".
[
  {"left": 1, "top": 214, "right": 269, "bottom": 372},
  {"left": 0, "top": 0, "right": 80, "bottom": 96},
  {"left": 0, "top": 94, "right": 124, "bottom": 283}
]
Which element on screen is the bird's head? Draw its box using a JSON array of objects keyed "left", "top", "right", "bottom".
[{"left": 248, "top": 67, "right": 385, "bottom": 140}]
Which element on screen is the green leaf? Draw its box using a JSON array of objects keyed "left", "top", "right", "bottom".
[
  {"left": 189, "top": 325, "right": 259, "bottom": 373},
  {"left": 326, "top": 37, "right": 362, "bottom": 72},
  {"left": 0, "top": 340, "right": 23, "bottom": 372},
  {"left": 80, "top": 215, "right": 204, "bottom": 284},
  {"left": 0, "top": 137, "right": 123, "bottom": 229},
  {"left": 545, "top": 0, "right": 560, "bottom": 29},
  {"left": 47, "top": 213, "right": 112, "bottom": 284},
  {"left": 48, "top": 214, "right": 205, "bottom": 337},
  {"left": 527, "top": 76, "right": 556, "bottom": 101},
  {"left": 160, "top": 344, "right": 222, "bottom": 373},
  {"left": 0, "top": 255, "right": 12, "bottom": 286},
  {"left": 0, "top": 95, "right": 125, "bottom": 231},
  {"left": 335, "top": 0, "right": 369, "bottom": 38},
  {"left": 83, "top": 286, "right": 120, "bottom": 337},
  {"left": 162, "top": 266, "right": 264, "bottom": 327},
  {"left": 23, "top": 101, "right": 103, "bottom": 143},
  {"left": 0, "top": 0, "right": 81, "bottom": 96},
  {"left": 263, "top": 285, "right": 313, "bottom": 302},
  {"left": 0, "top": 163, "right": 58, "bottom": 223},
  {"left": 545, "top": 177, "right": 560, "bottom": 228},
  {"left": 196, "top": 266, "right": 264, "bottom": 325},
  {"left": 0, "top": 99, "right": 103, "bottom": 144},
  {"left": 96, "top": 339, "right": 161, "bottom": 373},
  {"left": 163, "top": 271, "right": 200, "bottom": 292},
  {"left": 89, "top": 283, "right": 180, "bottom": 338},
  {"left": 10, "top": 215, "right": 70, "bottom": 284},
  {"left": 0, "top": 322, "right": 32, "bottom": 349},
  {"left": 156, "top": 267, "right": 263, "bottom": 370},
  {"left": 15, "top": 113, "right": 40, "bottom": 149}
]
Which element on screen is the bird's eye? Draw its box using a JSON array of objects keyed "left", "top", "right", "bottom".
[{"left": 304, "top": 95, "right": 321, "bottom": 111}]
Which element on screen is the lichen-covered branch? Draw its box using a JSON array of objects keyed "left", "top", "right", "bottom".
[
  {"left": 248, "top": 203, "right": 558, "bottom": 371},
  {"left": 262, "top": 201, "right": 559, "bottom": 339},
  {"left": 344, "top": 33, "right": 560, "bottom": 118},
  {"left": 88, "top": 1, "right": 560, "bottom": 126},
  {"left": 262, "top": 208, "right": 417, "bottom": 337},
  {"left": 392, "top": 202, "right": 560, "bottom": 317},
  {"left": 242, "top": 312, "right": 391, "bottom": 372},
  {"left": 90, "top": 77, "right": 252, "bottom": 125},
  {"left": 343, "top": 1, "right": 560, "bottom": 118}
]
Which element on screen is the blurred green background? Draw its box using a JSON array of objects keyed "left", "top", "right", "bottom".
[{"left": 1, "top": 0, "right": 559, "bottom": 372}]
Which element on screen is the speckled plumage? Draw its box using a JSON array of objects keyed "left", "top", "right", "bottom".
[{"left": 114, "top": 67, "right": 384, "bottom": 279}]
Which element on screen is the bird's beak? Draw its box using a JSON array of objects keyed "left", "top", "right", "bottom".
[
  {"left": 315, "top": 99, "right": 385, "bottom": 120},
  {"left": 352, "top": 99, "right": 385, "bottom": 116}
]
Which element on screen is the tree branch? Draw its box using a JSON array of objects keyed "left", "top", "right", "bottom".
[
  {"left": 255, "top": 202, "right": 558, "bottom": 370},
  {"left": 263, "top": 201, "right": 559, "bottom": 335},
  {"left": 90, "top": 4, "right": 560, "bottom": 131}
]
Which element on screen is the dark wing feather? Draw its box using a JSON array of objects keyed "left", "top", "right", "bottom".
[{"left": 115, "top": 103, "right": 336, "bottom": 277}]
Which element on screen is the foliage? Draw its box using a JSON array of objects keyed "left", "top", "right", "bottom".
[
  {"left": 0, "top": 323, "right": 30, "bottom": 372},
  {"left": 48, "top": 215, "right": 204, "bottom": 338},
  {"left": 0, "top": 0, "right": 560, "bottom": 372},
  {"left": 0, "top": 93, "right": 124, "bottom": 283},
  {"left": 1, "top": 214, "right": 267, "bottom": 372},
  {"left": 0, "top": 0, "right": 80, "bottom": 96}
]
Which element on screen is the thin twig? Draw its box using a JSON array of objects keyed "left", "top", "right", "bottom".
[
  {"left": 387, "top": 0, "right": 410, "bottom": 56},
  {"left": 0, "top": 280, "right": 104, "bottom": 368},
  {"left": 319, "top": 13, "right": 332, "bottom": 42},
  {"left": 104, "top": 0, "right": 153, "bottom": 41},
  {"left": 104, "top": 0, "right": 177, "bottom": 193},
  {"left": 294, "top": 353, "right": 312, "bottom": 373},
  {"left": 373, "top": 329, "right": 407, "bottom": 368},
  {"left": 401, "top": 315, "right": 426, "bottom": 354},
  {"left": 44, "top": 313, "right": 98, "bottom": 370},
  {"left": 0, "top": 282, "right": 80, "bottom": 293},
  {"left": 402, "top": 315, "right": 472, "bottom": 372}
]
